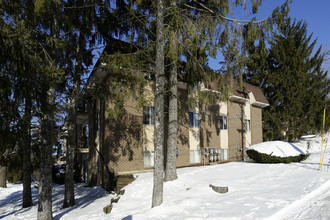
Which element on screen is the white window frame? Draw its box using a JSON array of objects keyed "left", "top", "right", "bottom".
[
  {"left": 220, "top": 115, "right": 227, "bottom": 130},
  {"left": 190, "top": 150, "right": 201, "bottom": 164},
  {"left": 189, "top": 112, "right": 199, "bottom": 128},
  {"left": 143, "top": 106, "right": 155, "bottom": 125},
  {"left": 245, "top": 119, "right": 251, "bottom": 132},
  {"left": 143, "top": 151, "right": 154, "bottom": 167},
  {"left": 220, "top": 149, "right": 228, "bottom": 160}
]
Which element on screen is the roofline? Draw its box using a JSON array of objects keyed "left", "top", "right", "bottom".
[
  {"left": 230, "top": 95, "right": 249, "bottom": 103},
  {"left": 252, "top": 101, "right": 270, "bottom": 108}
]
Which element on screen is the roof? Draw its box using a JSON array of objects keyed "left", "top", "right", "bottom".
[
  {"left": 82, "top": 38, "right": 269, "bottom": 108},
  {"left": 204, "top": 77, "right": 269, "bottom": 108},
  {"left": 232, "top": 80, "right": 269, "bottom": 108},
  {"left": 242, "top": 82, "right": 269, "bottom": 105}
]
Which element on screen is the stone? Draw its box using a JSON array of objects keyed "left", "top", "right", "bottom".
[
  {"left": 103, "top": 204, "right": 113, "bottom": 214},
  {"left": 111, "top": 196, "right": 120, "bottom": 203},
  {"left": 209, "top": 184, "right": 229, "bottom": 194},
  {"left": 118, "top": 189, "right": 125, "bottom": 195}
]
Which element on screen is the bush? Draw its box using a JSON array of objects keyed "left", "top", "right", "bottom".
[{"left": 246, "top": 149, "right": 309, "bottom": 164}]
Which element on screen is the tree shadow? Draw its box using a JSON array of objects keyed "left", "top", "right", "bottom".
[
  {"left": 0, "top": 183, "right": 107, "bottom": 220},
  {"left": 0, "top": 185, "right": 38, "bottom": 219},
  {"left": 123, "top": 215, "right": 133, "bottom": 220},
  {"left": 199, "top": 103, "right": 221, "bottom": 148},
  {"left": 53, "top": 183, "right": 109, "bottom": 220}
]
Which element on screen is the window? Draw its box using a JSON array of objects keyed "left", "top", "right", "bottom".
[
  {"left": 220, "top": 149, "right": 228, "bottom": 160},
  {"left": 144, "top": 151, "right": 154, "bottom": 167},
  {"left": 220, "top": 116, "right": 227, "bottom": 130},
  {"left": 79, "top": 126, "right": 88, "bottom": 148},
  {"left": 189, "top": 112, "right": 199, "bottom": 128},
  {"left": 245, "top": 119, "right": 250, "bottom": 132},
  {"left": 190, "top": 150, "right": 201, "bottom": 164},
  {"left": 143, "top": 106, "right": 154, "bottom": 125}
]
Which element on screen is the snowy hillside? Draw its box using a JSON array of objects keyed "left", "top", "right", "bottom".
[{"left": 1, "top": 136, "right": 330, "bottom": 219}]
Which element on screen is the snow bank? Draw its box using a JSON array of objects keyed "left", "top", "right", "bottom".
[
  {"left": 247, "top": 141, "right": 306, "bottom": 158},
  {"left": 2, "top": 136, "right": 330, "bottom": 220}
]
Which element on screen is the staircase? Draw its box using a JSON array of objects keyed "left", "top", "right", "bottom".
[{"left": 116, "top": 174, "right": 135, "bottom": 192}]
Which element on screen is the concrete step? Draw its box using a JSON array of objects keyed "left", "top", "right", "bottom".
[{"left": 116, "top": 174, "right": 135, "bottom": 191}]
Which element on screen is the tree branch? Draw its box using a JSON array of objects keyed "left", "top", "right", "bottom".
[{"left": 184, "top": 0, "right": 274, "bottom": 26}]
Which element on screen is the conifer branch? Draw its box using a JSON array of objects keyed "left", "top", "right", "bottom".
[
  {"left": 123, "top": 6, "right": 156, "bottom": 38},
  {"left": 64, "top": 4, "right": 96, "bottom": 9},
  {"left": 40, "top": 43, "right": 53, "bottom": 64},
  {"left": 191, "top": 0, "right": 214, "bottom": 13},
  {"left": 182, "top": 3, "right": 209, "bottom": 13},
  {"left": 184, "top": 0, "right": 274, "bottom": 26},
  {"left": 177, "top": 39, "right": 213, "bottom": 84}
]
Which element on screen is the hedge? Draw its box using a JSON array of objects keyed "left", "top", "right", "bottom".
[{"left": 246, "top": 149, "right": 309, "bottom": 164}]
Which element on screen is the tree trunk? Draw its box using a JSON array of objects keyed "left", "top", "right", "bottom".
[
  {"left": 22, "top": 95, "right": 33, "bottom": 208},
  {"left": 38, "top": 86, "right": 55, "bottom": 220},
  {"left": 63, "top": 42, "right": 82, "bottom": 208},
  {"left": 63, "top": 124, "right": 75, "bottom": 208},
  {"left": 152, "top": 0, "right": 165, "bottom": 208},
  {"left": 165, "top": 1, "right": 178, "bottom": 182},
  {"left": 0, "top": 165, "right": 7, "bottom": 188},
  {"left": 164, "top": 62, "right": 178, "bottom": 181}
]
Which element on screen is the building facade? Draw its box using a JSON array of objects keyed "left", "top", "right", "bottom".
[{"left": 75, "top": 63, "right": 269, "bottom": 191}]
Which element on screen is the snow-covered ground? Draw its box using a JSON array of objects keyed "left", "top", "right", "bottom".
[{"left": 1, "top": 136, "right": 330, "bottom": 219}]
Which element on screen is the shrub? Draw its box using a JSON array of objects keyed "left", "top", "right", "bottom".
[{"left": 246, "top": 149, "right": 309, "bottom": 164}]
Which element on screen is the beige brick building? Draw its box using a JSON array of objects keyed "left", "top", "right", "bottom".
[
  {"left": 74, "top": 41, "right": 269, "bottom": 191},
  {"left": 75, "top": 68, "right": 269, "bottom": 191}
]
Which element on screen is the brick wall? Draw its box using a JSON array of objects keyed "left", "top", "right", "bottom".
[
  {"left": 227, "top": 101, "right": 244, "bottom": 161},
  {"left": 251, "top": 106, "right": 263, "bottom": 145}
]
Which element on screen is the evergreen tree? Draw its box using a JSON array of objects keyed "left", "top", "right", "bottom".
[
  {"left": 61, "top": 0, "right": 100, "bottom": 208},
  {"left": 0, "top": 0, "right": 40, "bottom": 207},
  {"left": 34, "top": 0, "right": 64, "bottom": 218},
  {"left": 246, "top": 18, "right": 329, "bottom": 141}
]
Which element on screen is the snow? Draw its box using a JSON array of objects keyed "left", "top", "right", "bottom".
[
  {"left": 1, "top": 136, "right": 330, "bottom": 219},
  {"left": 247, "top": 141, "right": 306, "bottom": 157}
]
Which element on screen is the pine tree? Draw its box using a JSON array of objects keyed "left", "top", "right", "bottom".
[
  {"left": 62, "top": 0, "right": 100, "bottom": 208},
  {"left": 34, "top": 0, "right": 64, "bottom": 218},
  {"left": 246, "top": 18, "right": 329, "bottom": 141},
  {"left": 0, "top": 0, "right": 40, "bottom": 206}
]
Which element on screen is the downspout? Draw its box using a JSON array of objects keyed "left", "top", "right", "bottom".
[{"left": 241, "top": 104, "right": 245, "bottom": 161}]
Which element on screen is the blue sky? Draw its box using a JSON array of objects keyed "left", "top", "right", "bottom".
[{"left": 208, "top": 0, "right": 330, "bottom": 71}]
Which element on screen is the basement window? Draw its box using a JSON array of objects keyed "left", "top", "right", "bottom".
[
  {"left": 143, "top": 151, "right": 154, "bottom": 167},
  {"left": 190, "top": 150, "right": 201, "bottom": 164},
  {"left": 220, "top": 149, "right": 228, "bottom": 160}
]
